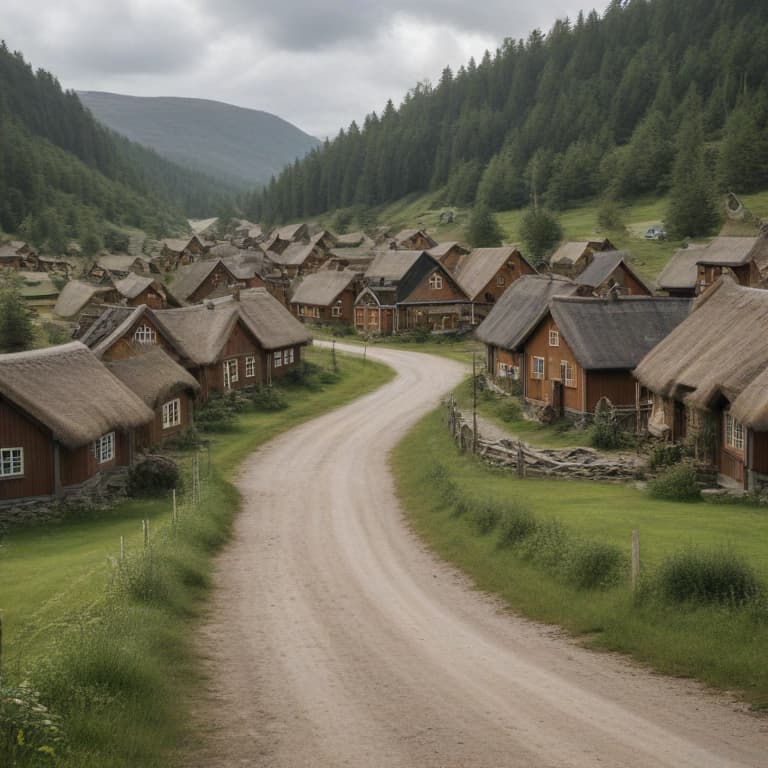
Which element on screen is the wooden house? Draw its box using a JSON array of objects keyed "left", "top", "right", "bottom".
[
  {"left": 452, "top": 246, "right": 537, "bottom": 324},
  {"left": 221, "top": 251, "right": 266, "bottom": 289},
  {"left": 266, "top": 243, "right": 328, "bottom": 278},
  {"left": 17, "top": 272, "right": 60, "bottom": 312},
  {"left": 0, "top": 342, "right": 153, "bottom": 502},
  {"left": 264, "top": 223, "right": 310, "bottom": 255},
  {"left": 391, "top": 229, "right": 437, "bottom": 251},
  {"left": 691, "top": 236, "right": 759, "bottom": 295},
  {"left": 476, "top": 274, "right": 579, "bottom": 384},
  {"left": 428, "top": 241, "right": 470, "bottom": 273},
  {"left": 290, "top": 269, "right": 359, "bottom": 325},
  {"left": 549, "top": 239, "right": 616, "bottom": 277},
  {"left": 574, "top": 251, "right": 652, "bottom": 297},
  {"left": 655, "top": 244, "right": 707, "bottom": 297},
  {"left": 164, "top": 259, "right": 240, "bottom": 305},
  {"left": 106, "top": 347, "right": 200, "bottom": 448},
  {"left": 634, "top": 276, "right": 768, "bottom": 491},
  {"left": 159, "top": 235, "right": 206, "bottom": 269},
  {"left": 90, "top": 254, "right": 156, "bottom": 282},
  {"left": 334, "top": 231, "right": 374, "bottom": 250},
  {"left": 524, "top": 295, "right": 691, "bottom": 418},
  {"left": 53, "top": 280, "right": 119, "bottom": 320},
  {"left": 113, "top": 273, "right": 177, "bottom": 309},
  {"left": 354, "top": 251, "right": 435, "bottom": 334},
  {"left": 0, "top": 242, "right": 38, "bottom": 271},
  {"left": 310, "top": 229, "right": 337, "bottom": 253},
  {"left": 397, "top": 260, "right": 470, "bottom": 332}
]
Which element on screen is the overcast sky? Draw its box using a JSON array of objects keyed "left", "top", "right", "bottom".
[{"left": 2, "top": 1, "right": 588, "bottom": 139}]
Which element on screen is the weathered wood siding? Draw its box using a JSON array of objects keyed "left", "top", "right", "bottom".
[
  {"left": 0, "top": 399, "right": 54, "bottom": 500},
  {"left": 585, "top": 370, "right": 637, "bottom": 412},
  {"left": 355, "top": 303, "right": 393, "bottom": 334},
  {"left": 100, "top": 315, "right": 180, "bottom": 363},
  {"left": 60, "top": 431, "right": 130, "bottom": 487},
  {"left": 141, "top": 392, "right": 195, "bottom": 449},
  {"left": 593, "top": 264, "right": 651, "bottom": 297},
  {"left": 751, "top": 430, "right": 768, "bottom": 474}
]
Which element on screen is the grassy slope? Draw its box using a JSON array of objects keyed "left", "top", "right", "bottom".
[
  {"left": 393, "top": 408, "right": 768, "bottom": 707},
  {"left": 327, "top": 189, "right": 768, "bottom": 283}
]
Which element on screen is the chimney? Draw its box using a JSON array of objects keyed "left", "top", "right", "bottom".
[{"left": 232, "top": 284, "right": 241, "bottom": 301}]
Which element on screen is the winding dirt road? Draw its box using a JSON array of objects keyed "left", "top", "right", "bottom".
[{"left": 189, "top": 344, "right": 767, "bottom": 767}]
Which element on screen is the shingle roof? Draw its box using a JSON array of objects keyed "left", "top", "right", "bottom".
[
  {"left": 634, "top": 276, "right": 768, "bottom": 427},
  {"left": 453, "top": 246, "right": 532, "bottom": 300},
  {"left": 393, "top": 228, "right": 436, "bottom": 247},
  {"left": 695, "top": 236, "right": 758, "bottom": 266},
  {"left": 551, "top": 295, "right": 691, "bottom": 370},
  {"left": 475, "top": 274, "right": 579, "bottom": 350},
  {"left": 97, "top": 254, "right": 146, "bottom": 272},
  {"left": 54, "top": 281, "right": 114, "bottom": 318},
  {"left": 427, "top": 241, "right": 466, "bottom": 258},
  {"left": 550, "top": 240, "right": 609, "bottom": 266},
  {"left": 290, "top": 270, "right": 357, "bottom": 307},
  {"left": 365, "top": 250, "right": 424, "bottom": 283},
  {"left": 165, "top": 259, "right": 233, "bottom": 303},
  {"left": 0, "top": 342, "right": 153, "bottom": 448},
  {"left": 575, "top": 251, "right": 650, "bottom": 293},
  {"left": 277, "top": 223, "right": 308, "bottom": 241},
  {"left": 106, "top": 347, "right": 200, "bottom": 408},
  {"left": 113, "top": 273, "right": 157, "bottom": 300},
  {"left": 266, "top": 242, "right": 318, "bottom": 267},
  {"left": 79, "top": 306, "right": 139, "bottom": 351},
  {"left": 656, "top": 244, "right": 706, "bottom": 291}
]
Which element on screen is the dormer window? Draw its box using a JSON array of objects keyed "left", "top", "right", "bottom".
[
  {"left": 134, "top": 324, "right": 156, "bottom": 344},
  {"left": 428, "top": 274, "right": 443, "bottom": 290}
]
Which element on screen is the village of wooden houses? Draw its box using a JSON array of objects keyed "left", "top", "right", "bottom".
[{"left": 2, "top": 217, "right": 768, "bottom": 507}]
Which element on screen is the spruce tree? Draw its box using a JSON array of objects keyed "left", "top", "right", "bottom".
[
  {"left": 466, "top": 203, "right": 503, "bottom": 247},
  {"left": 519, "top": 207, "right": 562, "bottom": 265},
  {"left": 0, "top": 273, "right": 33, "bottom": 353}
]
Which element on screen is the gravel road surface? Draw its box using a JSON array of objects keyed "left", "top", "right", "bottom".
[{"left": 188, "top": 344, "right": 767, "bottom": 767}]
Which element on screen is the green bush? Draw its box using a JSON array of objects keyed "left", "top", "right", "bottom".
[
  {"left": 563, "top": 541, "right": 626, "bottom": 590},
  {"left": 498, "top": 398, "right": 522, "bottom": 423},
  {"left": 656, "top": 548, "right": 763, "bottom": 606},
  {"left": 517, "top": 519, "right": 569, "bottom": 569},
  {"left": 649, "top": 442, "right": 684, "bottom": 470},
  {"left": 590, "top": 413, "right": 631, "bottom": 450},
  {"left": 251, "top": 385, "right": 287, "bottom": 412},
  {"left": 470, "top": 499, "right": 502, "bottom": 534},
  {"left": 648, "top": 461, "right": 701, "bottom": 501},
  {"left": 451, "top": 497, "right": 472, "bottom": 518},
  {"left": 195, "top": 394, "right": 237, "bottom": 432},
  {"left": 497, "top": 502, "right": 537, "bottom": 547}
]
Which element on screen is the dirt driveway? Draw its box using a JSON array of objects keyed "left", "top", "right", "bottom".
[{"left": 188, "top": 344, "right": 767, "bottom": 767}]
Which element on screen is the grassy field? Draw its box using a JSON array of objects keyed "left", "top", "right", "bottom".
[
  {"left": 393, "top": 407, "right": 768, "bottom": 708},
  {"left": 0, "top": 347, "right": 392, "bottom": 767}
]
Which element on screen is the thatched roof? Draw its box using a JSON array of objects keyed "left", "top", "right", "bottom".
[
  {"left": 694, "top": 236, "right": 758, "bottom": 266},
  {"left": 656, "top": 244, "right": 706, "bottom": 291},
  {"left": 97, "top": 253, "right": 146, "bottom": 272},
  {"left": 222, "top": 251, "right": 266, "bottom": 281},
  {"left": 475, "top": 274, "right": 578, "bottom": 350},
  {"left": 550, "top": 295, "right": 691, "bottom": 370},
  {"left": 575, "top": 251, "right": 651, "bottom": 293},
  {"left": 106, "top": 347, "right": 199, "bottom": 408},
  {"left": 208, "top": 243, "right": 240, "bottom": 259},
  {"left": 0, "top": 342, "right": 153, "bottom": 448},
  {"left": 113, "top": 273, "right": 157, "bottom": 300},
  {"left": 277, "top": 223, "right": 308, "bottom": 242},
  {"left": 54, "top": 280, "right": 114, "bottom": 318},
  {"left": 365, "top": 250, "right": 424, "bottom": 283},
  {"left": 335, "top": 231, "right": 372, "bottom": 248},
  {"left": 634, "top": 277, "right": 768, "bottom": 427},
  {"left": 290, "top": 270, "right": 357, "bottom": 307},
  {"left": 237, "top": 288, "right": 313, "bottom": 350},
  {"left": 166, "top": 259, "right": 234, "bottom": 303},
  {"left": 393, "top": 228, "right": 436, "bottom": 247},
  {"left": 267, "top": 243, "right": 317, "bottom": 267},
  {"left": 161, "top": 238, "right": 191, "bottom": 253},
  {"left": 453, "top": 246, "right": 532, "bottom": 300},
  {"left": 427, "top": 241, "right": 467, "bottom": 258},
  {"left": 550, "top": 240, "right": 611, "bottom": 267}
]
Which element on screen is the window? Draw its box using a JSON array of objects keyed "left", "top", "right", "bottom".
[
  {"left": 299, "top": 305, "right": 305, "bottom": 316},
  {"left": 245, "top": 356, "right": 256, "bottom": 377},
  {"left": 511, "top": 366, "right": 520, "bottom": 381},
  {"left": 0, "top": 447, "right": 23, "bottom": 477},
  {"left": 496, "top": 274, "right": 506, "bottom": 287},
  {"left": 561, "top": 361, "right": 575, "bottom": 387},
  {"left": 274, "top": 350, "right": 283, "bottom": 368},
  {"left": 223, "top": 358, "right": 238, "bottom": 389},
  {"left": 331, "top": 305, "right": 342, "bottom": 317},
  {"left": 162, "top": 399, "right": 181, "bottom": 429},
  {"left": 498, "top": 362, "right": 508, "bottom": 376},
  {"left": 549, "top": 330, "right": 559, "bottom": 347},
  {"left": 725, "top": 413, "right": 745, "bottom": 451},
  {"left": 428, "top": 274, "right": 443, "bottom": 290},
  {"left": 285, "top": 348, "right": 295, "bottom": 365},
  {"left": 532, "top": 356, "right": 545, "bottom": 380},
  {"left": 134, "top": 324, "right": 156, "bottom": 344},
  {"left": 93, "top": 432, "right": 115, "bottom": 464}
]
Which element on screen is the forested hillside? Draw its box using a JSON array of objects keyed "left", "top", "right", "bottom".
[
  {"left": 247, "top": 0, "right": 768, "bottom": 230},
  {"left": 0, "top": 43, "right": 234, "bottom": 250},
  {"left": 79, "top": 92, "right": 320, "bottom": 191}
]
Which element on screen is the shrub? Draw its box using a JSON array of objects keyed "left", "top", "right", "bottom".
[
  {"left": 251, "top": 385, "right": 287, "bottom": 412},
  {"left": 283, "top": 360, "right": 323, "bottom": 389},
  {"left": 648, "top": 460, "right": 701, "bottom": 501},
  {"left": 196, "top": 394, "right": 237, "bottom": 432},
  {"left": 470, "top": 499, "right": 502, "bottom": 534},
  {"left": 128, "top": 454, "right": 179, "bottom": 496},
  {"left": 563, "top": 541, "right": 626, "bottom": 590},
  {"left": 331, "top": 324, "right": 356, "bottom": 337},
  {"left": 497, "top": 503, "right": 537, "bottom": 547},
  {"left": 517, "top": 519, "right": 569, "bottom": 568},
  {"left": 590, "top": 406, "right": 631, "bottom": 450},
  {"left": 649, "top": 442, "right": 684, "bottom": 469},
  {"left": 451, "top": 497, "right": 472, "bottom": 518},
  {"left": 498, "top": 398, "right": 522, "bottom": 423},
  {"left": 656, "top": 548, "right": 762, "bottom": 605}
]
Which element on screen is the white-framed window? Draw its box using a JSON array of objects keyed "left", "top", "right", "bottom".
[
  {"left": 561, "top": 360, "right": 575, "bottom": 387},
  {"left": 428, "top": 273, "right": 443, "bottom": 290},
  {"left": 93, "top": 432, "right": 115, "bottom": 464},
  {"left": 725, "top": 413, "right": 745, "bottom": 451},
  {"left": 245, "top": 356, "right": 256, "bottom": 377},
  {"left": 331, "top": 305, "right": 342, "bottom": 317},
  {"left": 496, "top": 274, "right": 506, "bottom": 287},
  {"left": 285, "top": 348, "right": 295, "bottom": 364},
  {"left": 134, "top": 324, "right": 156, "bottom": 344},
  {"left": 532, "top": 356, "right": 545, "bottom": 380},
  {"left": 274, "top": 350, "right": 283, "bottom": 367},
  {"left": 223, "top": 358, "right": 238, "bottom": 390},
  {"left": 0, "top": 447, "right": 24, "bottom": 477},
  {"left": 549, "top": 330, "right": 559, "bottom": 347},
  {"left": 498, "top": 362, "right": 508, "bottom": 376},
  {"left": 162, "top": 398, "right": 181, "bottom": 429}
]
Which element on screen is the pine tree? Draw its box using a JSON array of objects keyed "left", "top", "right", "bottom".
[
  {"left": 0, "top": 273, "right": 33, "bottom": 353},
  {"left": 466, "top": 203, "right": 504, "bottom": 247},
  {"left": 519, "top": 207, "right": 562, "bottom": 265}
]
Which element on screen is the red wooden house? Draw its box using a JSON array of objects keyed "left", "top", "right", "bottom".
[
  {"left": 165, "top": 259, "right": 240, "bottom": 305},
  {"left": 290, "top": 269, "right": 359, "bottom": 325},
  {"left": 574, "top": 251, "right": 652, "bottom": 297}
]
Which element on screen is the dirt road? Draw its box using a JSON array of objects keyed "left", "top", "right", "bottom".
[{"left": 190, "top": 345, "right": 767, "bottom": 767}]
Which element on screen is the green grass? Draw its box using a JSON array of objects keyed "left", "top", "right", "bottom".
[
  {"left": 393, "top": 407, "right": 768, "bottom": 707},
  {"left": 0, "top": 347, "right": 392, "bottom": 766}
]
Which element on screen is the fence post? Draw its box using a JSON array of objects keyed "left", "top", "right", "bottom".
[{"left": 631, "top": 529, "right": 640, "bottom": 593}]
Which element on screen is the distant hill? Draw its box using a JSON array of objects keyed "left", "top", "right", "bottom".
[{"left": 78, "top": 92, "right": 320, "bottom": 190}]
